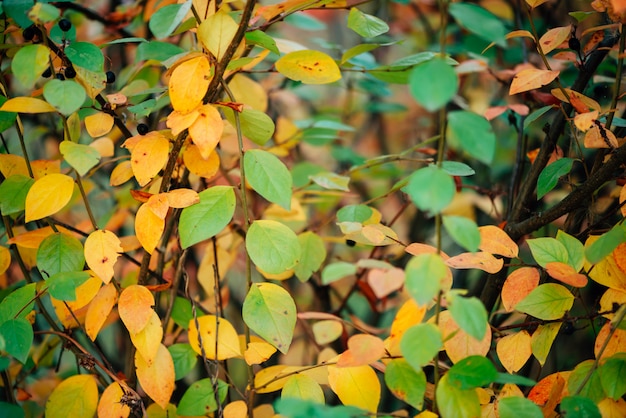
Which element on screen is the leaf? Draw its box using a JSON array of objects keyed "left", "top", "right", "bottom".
[
  {"left": 0, "top": 318, "right": 33, "bottom": 363},
  {"left": 148, "top": 1, "right": 192, "bottom": 39},
  {"left": 165, "top": 189, "right": 199, "bottom": 208},
  {"left": 294, "top": 231, "right": 326, "bottom": 282},
  {"left": 169, "top": 343, "right": 198, "bottom": 380},
  {"left": 478, "top": 225, "right": 519, "bottom": 258},
  {"left": 188, "top": 314, "right": 241, "bottom": 360},
  {"left": 405, "top": 165, "right": 455, "bottom": 215},
  {"left": 11, "top": 44, "right": 49, "bottom": 89},
  {"left": 440, "top": 310, "right": 491, "bottom": 363},
  {"left": 321, "top": 261, "right": 357, "bottom": 284},
  {"left": 189, "top": 104, "right": 224, "bottom": 159},
  {"left": 243, "top": 338, "right": 278, "bottom": 365},
  {"left": 367, "top": 267, "right": 405, "bottom": 299},
  {"left": 337, "top": 334, "right": 385, "bottom": 367},
  {"left": 409, "top": 58, "right": 458, "bottom": 112},
  {"left": 135, "top": 202, "right": 165, "bottom": 254},
  {"left": 25, "top": 173, "right": 75, "bottom": 222},
  {"left": 128, "top": 132, "right": 170, "bottom": 186},
  {"left": 97, "top": 383, "right": 131, "bottom": 418},
  {"left": 282, "top": 374, "right": 325, "bottom": 404},
  {"left": 401, "top": 323, "right": 442, "bottom": 370},
  {"left": 545, "top": 262, "right": 588, "bottom": 287},
  {"left": 118, "top": 284, "right": 155, "bottom": 334},
  {"left": 309, "top": 172, "right": 350, "bottom": 191},
  {"left": 448, "top": 2, "right": 508, "bottom": 47},
  {"left": 557, "top": 230, "right": 585, "bottom": 272},
  {"left": 43, "top": 79, "right": 86, "bottom": 115},
  {"left": 586, "top": 226, "right": 626, "bottom": 264},
  {"left": 246, "top": 30, "right": 280, "bottom": 55},
  {"left": 85, "top": 283, "right": 118, "bottom": 341},
  {"left": 448, "top": 294, "right": 488, "bottom": 341},
  {"left": 169, "top": 56, "right": 212, "bottom": 113},
  {"left": 242, "top": 283, "right": 297, "bottom": 353},
  {"left": 531, "top": 322, "right": 562, "bottom": 366},
  {"left": 0, "top": 247, "right": 10, "bottom": 276},
  {"left": 446, "top": 251, "right": 504, "bottom": 273},
  {"left": 448, "top": 355, "right": 498, "bottom": 389},
  {"left": 37, "top": 232, "right": 84, "bottom": 277},
  {"left": 183, "top": 145, "right": 221, "bottom": 179},
  {"left": 537, "top": 157, "right": 574, "bottom": 199},
  {"left": 179, "top": 186, "right": 236, "bottom": 249},
  {"left": 435, "top": 374, "right": 481, "bottom": 418},
  {"left": 405, "top": 253, "right": 450, "bottom": 305},
  {"left": 47, "top": 271, "right": 91, "bottom": 301},
  {"left": 497, "top": 330, "right": 532, "bottom": 373},
  {"left": 441, "top": 161, "right": 475, "bottom": 176},
  {"left": 178, "top": 378, "right": 229, "bottom": 415},
  {"left": 501, "top": 267, "right": 540, "bottom": 312},
  {"left": 447, "top": 110, "right": 496, "bottom": 165},
  {"left": 385, "top": 299, "right": 426, "bottom": 356},
  {"left": 515, "top": 283, "right": 574, "bottom": 320},
  {"left": 384, "top": 359, "right": 426, "bottom": 410},
  {"left": 443, "top": 215, "right": 480, "bottom": 252},
  {"left": 0, "top": 174, "right": 33, "bottom": 215},
  {"left": 528, "top": 372, "right": 567, "bottom": 412},
  {"left": 198, "top": 11, "right": 239, "bottom": 60},
  {"left": 312, "top": 320, "right": 343, "bottom": 345},
  {"left": 560, "top": 396, "right": 602, "bottom": 418},
  {"left": 59, "top": 141, "right": 101, "bottom": 176},
  {"left": 246, "top": 220, "right": 301, "bottom": 275},
  {"left": 347, "top": 8, "right": 389, "bottom": 38},
  {"left": 85, "top": 112, "right": 114, "bottom": 138},
  {"left": 510, "top": 69, "right": 560, "bottom": 95},
  {"left": 135, "top": 344, "right": 175, "bottom": 409},
  {"left": 130, "top": 310, "right": 163, "bottom": 365},
  {"left": 244, "top": 149, "right": 293, "bottom": 210},
  {"left": 65, "top": 42, "right": 103, "bottom": 71},
  {"left": 527, "top": 237, "right": 569, "bottom": 267},
  {"left": 45, "top": 375, "right": 98, "bottom": 418},
  {"left": 328, "top": 364, "right": 380, "bottom": 413},
  {"left": 498, "top": 397, "right": 543, "bottom": 418},
  {"left": 275, "top": 50, "right": 341, "bottom": 84},
  {"left": 539, "top": 25, "right": 572, "bottom": 54},
  {"left": 0, "top": 283, "right": 36, "bottom": 324},
  {"left": 0, "top": 97, "right": 56, "bottom": 113},
  {"left": 599, "top": 354, "right": 626, "bottom": 399},
  {"left": 83, "top": 230, "right": 122, "bottom": 284},
  {"left": 224, "top": 107, "right": 276, "bottom": 145}
]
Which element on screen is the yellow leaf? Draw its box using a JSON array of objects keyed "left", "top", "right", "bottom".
[
  {"left": 90, "top": 137, "right": 115, "bottom": 157},
  {"left": 509, "top": 68, "right": 559, "bottom": 95},
  {"left": 337, "top": 334, "right": 385, "bottom": 367},
  {"left": 312, "top": 320, "right": 343, "bottom": 345},
  {"left": 1, "top": 97, "right": 56, "bottom": 113},
  {"left": 189, "top": 104, "right": 224, "bottom": 159},
  {"left": 198, "top": 10, "right": 239, "bottom": 61},
  {"left": 110, "top": 160, "right": 134, "bottom": 186},
  {"left": 183, "top": 145, "right": 221, "bottom": 179},
  {"left": 501, "top": 267, "right": 540, "bottom": 312},
  {"left": 165, "top": 188, "right": 200, "bottom": 208},
  {"left": 130, "top": 310, "right": 163, "bottom": 365},
  {"left": 282, "top": 374, "right": 325, "bottom": 404},
  {"left": 531, "top": 322, "right": 561, "bottom": 366},
  {"left": 598, "top": 398, "right": 626, "bottom": 418},
  {"left": 525, "top": 0, "right": 551, "bottom": 8},
  {"left": 166, "top": 108, "right": 199, "bottom": 136},
  {"left": 446, "top": 251, "right": 504, "bottom": 273},
  {"left": 129, "top": 132, "right": 170, "bottom": 186},
  {"left": 118, "top": 284, "right": 155, "bottom": 334},
  {"left": 84, "top": 229, "right": 122, "bottom": 284},
  {"left": 146, "top": 193, "right": 170, "bottom": 219},
  {"left": 545, "top": 262, "right": 588, "bottom": 287},
  {"left": 0, "top": 154, "right": 28, "bottom": 178},
  {"left": 97, "top": 383, "right": 131, "bottom": 418},
  {"left": 551, "top": 88, "right": 601, "bottom": 111},
  {"left": 85, "top": 112, "right": 114, "bottom": 137},
  {"left": 228, "top": 74, "right": 268, "bottom": 112},
  {"left": 224, "top": 400, "right": 248, "bottom": 418},
  {"left": 584, "top": 122, "right": 618, "bottom": 149},
  {"left": 7, "top": 226, "right": 56, "bottom": 248},
  {"left": 135, "top": 202, "right": 165, "bottom": 254},
  {"left": 600, "top": 288, "right": 626, "bottom": 321},
  {"left": 574, "top": 110, "right": 599, "bottom": 132},
  {"left": 188, "top": 315, "right": 242, "bottom": 360},
  {"left": 439, "top": 310, "right": 491, "bottom": 363},
  {"left": 45, "top": 374, "right": 98, "bottom": 418},
  {"left": 169, "top": 55, "right": 212, "bottom": 113},
  {"left": 539, "top": 25, "right": 571, "bottom": 54},
  {"left": 505, "top": 30, "right": 535, "bottom": 40},
  {"left": 136, "top": 343, "right": 175, "bottom": 409},
  {"left": 496, "top": 331, "right": 532, "bottom": 373},
  {"left": 0, "top": 246, "right": 10, "bottom": 275},
  {"left": 85, "top": 282, "right": 118, "bottom": 341},
  {"left": 244, "top": 340, "right": 278, "bottom": 365},
  {"left": 327, "top": 364, "right": 380, "bottom": 413},
  {"left": 275, "top": 50, "right": 342, "bottom": 85},
  {"left": 594, "top": 322, "right": 626, "bottom": 360},
  {"left": 478, "top": 225, "right": 519, "bottom": 258},
  {"left": 25, "top": 173, "right": 75, "bottom": 222},
  {"left": 586, "top": 236, "right": 626, "bottom": 291},
  {"left": 255, "top": 365, "right": 291, "bottom": 393},
  {"left": 385, "top": 299, "right": 426, "bottom": 356}
]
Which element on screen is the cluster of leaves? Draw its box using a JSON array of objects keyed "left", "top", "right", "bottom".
[{"left": 0, "top": 0, "right": 626, "bottom": 417}]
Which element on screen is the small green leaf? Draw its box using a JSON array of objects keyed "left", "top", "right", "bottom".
[
  {"left": 245, "top": 30, "right": 279, "bottom": 55},
  {"left": 436, "top": 374, "right": 481, "bottom": 418},
  {"left": 515, "top": 283, "right": 574, "bottom": 320},
  {"left": 384, "top": 359, "right": 426, "bottom": 409},
  {"left": 497, "top": 396, "right": 543, "bottom": 418},
  {"left": 236, "top": 108, "right": 276, "bottom": 145},
  {"left": 321, "top": 262, "right": 357, "bottom": 285},
  {"left": 447, "top": 111, "right": 496, "bottom": 165},
  {"left": 405, "top": 253, "right": 447, "bottom": 306},
  {"left": 244, "top": 149, "right": 292, "bottom": 210},
  {"left": 65, "top": 42, "right": 104, "bottom": 71},
  {"left": 599, "top": 353, "right": 626, "bottom": 399},
  {"left": 347, "top": 8, "right": 389, "bottom": 38},
  {"left": 46, "top": 271, "right": 91, "bottom": 301},
  {"left": 337, "top": 205, "right": 373, "bottom": 223},
  {"left": 294, "top": 232, "right": 326, "bottom": 282},
  {"left": 0, "top": 318, "right": 33, "bottom": 363},
  {"left": 443, "top": 215, "right": 480, "bottom": 252},
  {"left": 148, "top": 1, "right": 193, "bottom": 39},
  {"left": 0, "top": 175, "right": 34, "bottom": 215},
  {"left": 569, "top": 11, "right": 595, "bottom": 22},
  {"left": 449, "top": 2, "right": 508, "bottom": 47},
  {"left": 43, "top": 79, "right": 86, "bottom": 115},
  {"left": 275, "top": 398, "right": 366, "bottom": 418},
  {"left": 560, "top": 396, "right": 601, "bottom": 418},
  {"left": 171, "top": 297, "right": 193, "bottom": 330},
  {"left": 400, "top": 323, "right": 442, "bottom": 370},
  {"left": 246, "top": 220, "right": 300, "bottom": 275},
  {"left": 448, "top": 294, "right": 488, "bottom": 340},
  {"left": 179, "top": 186, "right": 236, "bottom": 249},
  {"left": 585, "top": 225, "right": 626, "bottom": 264},
  {"left": 341, "top": 44, "right": 381, "bottom": 63},
  {"left": 11, "top": 44, "right": 49, "bottom": 89},
  {"left": 447, "top": 355, "right": 497, "bottom": 389},
  {"left": 309, "top": 172, "right": 350, "bottom": 191},
  {"left": 59, "top": 141, "right": 101, "bottom": 176},
  {"left": 282, "top": 374, "right": 325, "bottom": 404},
  {"left": 168, "top": 343, "right": 198, "bottom": 381},
  {"left": 409, "top": 58, "right": 458, "bottom": 112},
  {"left": 177, "top": 378, "right": 228, "bottom": 415},
  {"left": 493, "top": 373, "right": 536, "bottom": 386},
  {"left": 242, "top": 283, "right": 297, "bottom": 353},
  {"left": 531, "top": 322, "right": 562, "bottom": 366},
  {"left": 405, "top": 166, "right": 455, "bottom": 215},
  {"left": 0, "top": 96, "right": 18, "bottom": 133},
  {"left": 568, "top": 360, "right": 605, "bottom": 403},
  {"left": 556, "top": 230, "right": 585, "bottom": 272},
  {"left": 0, "top": 283, "right": 36, "bottom": 325},
  {"left": 136, "top": 41, "right": 185, "bottom": 62},
  {"left": 524, "top": 105, "right": 553, "bottom": 130},
  {"left": 37, "top": 233, "right": 85, "bottom": 278},
  {"left": 527, "top": 237, "right": 569, "bottom": 267},
  {"left": 440, "top": 161, "right": 475, "bottom": 176},
  {"left": 537, "top": 158, "right": 574, "bottom": 199}
]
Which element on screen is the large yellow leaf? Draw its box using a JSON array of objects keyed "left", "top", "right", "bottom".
[
  {"left": 25, "top": 173, "right": 75, "bottom": 222},
  {"left": 327, "top": 364, "right": 380, "bottom": 412},
  {"left": 188, "top": 315, "right": 242, "bottom": 360},
  {"left": 85, "top": 282, "right": 118, "bottom": 341},
  {"left": 1, "top": 97, "right": 56, "bottom": 113},
  {"left": 128, "top": 132, "right": 170, "bottom": 187},
  {"left": 189, "top": 104, "right": 224, "bottom": 159},
  {"left": 136, "top": 343, "right": 175, "bottom": 409},
  {"left": 85, "top": 112, "right": 114, "bottom": 138},
  {"left": 135, "top": 202, "right": 165, "bottom": 254},
  {"left": 198, "top": 10, "right": 239, "bottom": 61},
  {"left": 84, "top": 229, "right": 122, "bottom": 284},
  {"left": 275, "top": 50, "right": 342, "bottom": 85},
  {"left": 130, "top": 310, "right": 163, "bottom": 365},
  {"left": 509, "top": 68, "right": 559, "bottom": 95},
  {"left": 45, "top": 374, "right": 98, "bottom": 418},
  {"left": 118, "top": 284, "right": 155, "bottom": 334},
  {"left": 97, "top": 383, "right": 131, "bottom": 418},
  {"left": 169, "top": 56, "right": 212, "bottom": 113},
  {"left": 496, "top": 331, "right": 532, "bottom": 373}
]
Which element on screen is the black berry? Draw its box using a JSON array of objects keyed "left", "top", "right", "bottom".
[
  {"left": 64, "top": 66, "right": 76, "bottom": 79},
  {"left": 568, "top": 37, "right": 581, "bottom": 52},
  {"left": 56, "top": 73, "right": 65, "bottom": 80},
  {"left": 105, "top": 71, "right": 116, "bottom": 84},
  {"left": 42, "top": 68, "right": 53, "bottom": 78},
  {"left": 137, "top": 124, "right": 149, "bottom": 135},
  {"left": 23, "top": 25, "right": 36, "bottom": 41},
  {"left": 58, "top": 18, "right": 72, "bottom": 32},
  {"left": 346, "top": 239, "right": 356, "bottom": 247}
]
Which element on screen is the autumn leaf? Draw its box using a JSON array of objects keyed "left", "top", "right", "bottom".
[
  {"left": 166, "top": 109, "right": 199, "bottom": 136},
  {"left": 98, "top": 383, "right": 131, "bottom": 418},
  {"left": 168, "top": 55, "right": 212, "bottom": 113},
  {"left": 165, "top": 189, "right": 200, "bottom": 208},
  {"left": 312, "top": 320, "right": 343, "bottom": 345},
  {"left": 85, "top": 112, "right": 114, "bottom": 138},
  {"left": 539, "top": 26, "right": 571, "bottom": 54},
  {"left": 183, "top": 145, "right": 221, "bottom": 179},
  {"left": 497, "top": 331, "right": 532, "bottom": 373},
  {"left": 545, "top": 262, "right": 588, "bottom": 287},
  {"left": 45, "top": 374, "right": 98, "bottom": 418},
  {"left": 366, "top": 267, "right": 405, "bottom": 299},
  {"left": 440, "top": 310, "right": 492, "bottom": 364},
  {"left": 130, "top": 311, "right": 163, "bottom": 365},
  {"left": 446, "top": 251, "right": 504, "bottom": 273},
  {"left": 25, "top": 173, "right": 75, "bottom": 222},
  {"left": 478, "top": 225, "right": 519, "bottom": 258},
  {"left": 188, "top": 315, "right": 242, "bottom": 360},
  {"left": 551, "top": 88, "right": 601, "bottom": 111},
  {"left": 574, "top": 110, "right": 598, "bottom": 131},
  {"left": 198, "top": 11, "right": 239, "bottom": 61},
  {"left": 85, "top": 282, "right": 118, "bottom": 341},
  {"left": 327, "top": 364, "right": 380, "bottom": 412},
  {"left": 337, "top": 334, "right": 385, "bottom": 367},
  {"left": 584, "top": 122, "right": 618, "bottom": 149},
  {"left": 136, "top": 344, "right": 175, "bottom": 409},
  {"left": 84, "top": 229, "right": 122, "bottom": 284},
  {"left": 135, "top": 202, "right": 165, "bottom": 254},
  {"left": 243, "top": 338, "right": 278, "bottom": 365},
  {"left": 501, "top": 267, "right": 540, "bottom": 312},
  {"left": 275, "top": 50, "right": 342, "bottom": 84},
  {"left": 189, "top": 104, "right": 224, "bottom": 159},
  {"left": 127, "top": 132, "right": 170, "bottom": 187},
  {"left": 118, "top": 284, "right": 155, "bottom": 334},
  {"left": 509, "top": 68, "right": 559, "bottom": 95}
]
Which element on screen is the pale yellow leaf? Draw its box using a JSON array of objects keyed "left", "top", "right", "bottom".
[
  {"left": 496, "top": 331, "right": 532, "bottom": 373},
  {"left": 574, "top": 110, "right": 599, "bottom": 132},
  {"left": 169, "top": 55, "right": 212, "bottom": 113},
  {"left": 551, "top": 88, "right": 601, "bottom": 111},
  {"left": 275, "top": 50, "right": 342, "bottom": 85},
  {"left": 130, "top": 310, "right": 163, "bottom": 366},
  {"left": 312, "top": 320, "right": 343, "bottom": 345},
  {"left": 129, "top": 132, "right": 170, "bottom": 186},
  {"left": 228, "top": 74, "right": 268, "bottom": 112},
  {"left": 531, "top": 322, "right": 561, "bottom": 366},
  {"left": 84, "top": 229, "right": 122, "bottom": 284},
  {"left": 198, "top": 10, "right": 239, "bottom": 60},
  {"left": 282, "top": 374, "right": 325, "bottom": 404},
  {"left": 135, "top": 202, "right": 165, "bottom": 254},
  {"left": 366, "top": 267, "right": 405, "bottom": 299},
  {"left": 189, "top": 104, "right": 224, "bottom": 159},
  {"left": 337, "top": 334, "right": 385, "bottom": 367},
  {"left": 136, "top": 344, "right": 175, "bottom": 409},
  {"left": 584, "top": 123, "right": 618, "bottom": 149},
  {"left": 539, "top": 25, "right": 571, "bottom": 54},
  {"left": 0, "top": 154, "right": 28, "bottom": 178},
  {"left": 327, "top": 364, "right": 380, "bottom": 412},
  {"left": 85, "top": 112, "right": 114, "bottom": 137},
  {"left": 188, "top": 315, "right": 242, "bottom": 360},
  {"left": 110, "top": 160, "right": 134, "bottom": 186},
  {"left": 510, "top": 68, "right": 559, "bottom": 95},
  {"left": 25, "top": 173, "right": 74, "bottom": 222},
  {"left": 1, "top": 97, "right": 56, "bottom": 113},
  {"left": 45, "top": 374, "right": 98, "bottom": 418},
  {"left": 118, "top": 284, "right": 155, "bottom": 334},
  {"left": 244, "top": 340, "right": 278, "bottom": 365},
  {"left": 85, "top": 282, "right": 118, "bottom": 341},
  {"left": 97, "top": 383, "right": 131, "bottom": 418}
]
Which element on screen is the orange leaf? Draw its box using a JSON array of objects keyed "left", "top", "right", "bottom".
[
  {"left": 189, "top": 104, "right": 224, "bottom": 159},
  {"left": 501, "top": 267, "right": 540, "bottom": 312},
  {"left": 118, "top": 284, "right": 155, "bottom": 334},
  {"left": 146, "top": 193, "right": 169, "bottom": 219},
  {"left": 25, "top": 173, "right": 75, "bottom": 222},
  {"left": 478, "top": 225, "right": 519, "bottom": 258},
  {"left": 135, "top": 202, "right": 165, "bottom": 254},
  {"left": 97, "top": 383, "right": 131, "bottom": 418},
  {"left": 169, "top": 55, "right": 212, "bottom": 113},
  {"left": 224, "top": 400, "right": 248, "bottom": 418},
  {"left": 7, "top": 226, "right": 54, "bottom": 248},
  {"left": 165, "top": 188, "right": 200, "bottom": 208},
  {"left": 85, "top": 282, "right": 118, "bottom": 341},
  {"left": 584, "top": 123, "right": 618, "bottom": 149},
  {"left": 496, "top": 331, "right": 532, "bottom": 373},
  {"left": 183, "top": 145, "right": 221, "bottom": 179},
  {"left": 0, "top": 246, "right": 10, "bottom": 276},
  {"left": 366, "top": 267, "right": 405, "bottom": 299},
  {"left": 510, "top": 69, "right": 559, "bottom": 95},
  {"left": 551, "top": 88, "right": 601, "bottom": 111},
  {"left": 440, "top": 310, "right": 491, "bottom": 363},
  {"left": 84, "top": 230, "right": 122, "bottom": 284},
  {"left": 594, "top": 322, "right": 626, "bottom": 360},
  {"left": 166, "top": 108, "right": 199, "bottom": 136},
  {"left": 528, "top": 372, "right": 566, "bottom": 412},
  {"left": 545, "top": 262, "right": 588, "bottom": 287},
  {"left": 337, "top": 334, "right": 385, "bottom": 367},
  {"left": 446, "top": 251, "right": 504, "bottom": 273},
  {"left": 405, "top": 243, "right": 449, "bottom": 259},
  {"left": 135, "top": 343, "right": 175, "bottom": 409},
  {"left": 385, "top": 299, "right": 426, "bottom": 355},
  {"left": 128, "top": 132, "right": 170, "bottom": 186},
  {"left": 130, "top": 311, "right": 163, "bottom": 365},
  {"left": 539, "top": 25, "right": 571, "bottom": 54}
]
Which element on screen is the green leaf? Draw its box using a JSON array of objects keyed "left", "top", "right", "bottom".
[
  {"left": 275, "top": 398, "right": 367, "bottom": 418},
  {"left": 585, "top": 224, "right": 626, "bottom": 264},
  {"left": 231, "top": 108, "right": 276, "bottom": 145},
  {"left": 243, "top": 283, "right": 297, "bottom": 353},
  {"left": 384, "top": 359, "right": 426, "bottom": 409},
  {"left": 136, "top": 41, "right": 186, "bottom": 62},
  {"left": 59, "top": 141, "right": 101, "bottom": 176},
  {"left": 405, "top": 166, "right": 455, "bottom": 215},
  {"left": 0, "top": 318, "right": 33, "bottom": 363},
  {"left": 405, "top": 253, "right": 447, "bottom": 305},
  {"left": 244, "top": 149, "right": 292, "bottom": 210},
  {"left": 4, "top": 0, "right": 34, "bottom": 29},
  {"left": 448, "top": 2, "right": 508, "bottom": 47},
  {"left": 341, "top": 43, "right": 381, "bottom": 63},
  {"left": 0, "top": 95, "right": 18, "bottom": 133},
  {"left": 0, "top": 175, "right": 34, "bottom": 215},
  {"left": 497, "top": 396, "right": 543, "bottom": 418},
  {"left": 294, "top": 232, "right": 327, "bottom": 282},
  {"left": 282, "top": 374, "right": 325, "bottom": 404},
  {"left": 171, "top": 297, "right": 193, "bottom": 330},
  {"left": 523, "top": 105, "right": 553, "bottom": 130},
  {"left": 569, "top": 11, "right": 595, "bottom": 22},
  {"left": 447, "top": 355, "right": 497, "bottom": 389},
  {"left": 448, "top": 294, "right": 488, "bottom": 340},
  {"left": 560, "top": 396, "right": 601, "bottom": 418},
  {"left": 0, "top": 402, "right": 25, "bottom": 418},
  {"left": 177, "top": 378, "right": 228, "bottom": 415},
  {"left": 0, "top": 283, "right": 36, "bottom": 325},
  {"left": 537, "top": 158, "right": 574, "bottom": 199},
  {"left": 65, "top": 42, "right": 104, "bottom": 71},
  {"left": 28, "top": 3, "right": 59, "bottom": 23},
  {"left": 246, "top": 220, "right": 301, "bottom": 275},
  {"left": 527, "top": 237, "right": 569, "bottom": 267},
  {"left": 409, "top": 58, "right": 458, "bottom": 112},
  {"left": 400, "top": 323, "right": 442, "bottom": 370},
  {"left": 515, "top": 283, "right": 574, "bottom": 320},
  {"left": 443, "top": 215, "right": 480, "bottom": 252},
  {"left": 447, "top": 111, "right": 496, "bottom": 165},
  {"left": 245, "top": 30, "right": 279, "bottom": 55},
  {"left": 599, "top": 353, "right": 626, "bottom": 399},
  {"left": 435, "top": 374, "right": 481, "bottom": 418},
  {"left": 46, "top": 271, "right": 91, "bottom": 301},
  {"left": 493, "top": 373, "right": 536, "bottom": 386},
  {"left": 285, "top": 13, "right": 326, "bottom": 31},
  {"left": 440, "top": 161, "right": 475, "bottom": 176},
  {"left": 556, "top": 230, "right": 585, "bottom": 272},
  {"left": 168, "top": 343, "right": 198, "bottom": 381},
  {"left": 37, "top": 233, "right": 85, "bottom": 278},
  {"left": 11, "top": 44, "right": 49, "bottom": 89},
  {"left": 347, "top": 8, "right": 389, "bottom": 38},
  {"left": 148, "top": 1, "right": 193, "bottom": 39},
  {"left": 309, "top": 172, "right": 350, "bottom": 191},
  {"left": 337, "top": 205, "right": 373, "bottom": 223},
  {"left": 43, "top": 80, "right": 86, "bottom": 115},
  {"left": 179, "top": 186, "right": 236, "bottom": 249},
  {"left": 321, "top": 262, "right": 357, "bottom": 285},
  {"left": 568, "top": 360, "right": 605, "bottom": 403},
  {"left": 530, "top": 322, "right": 562, "bottom": 366}
]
